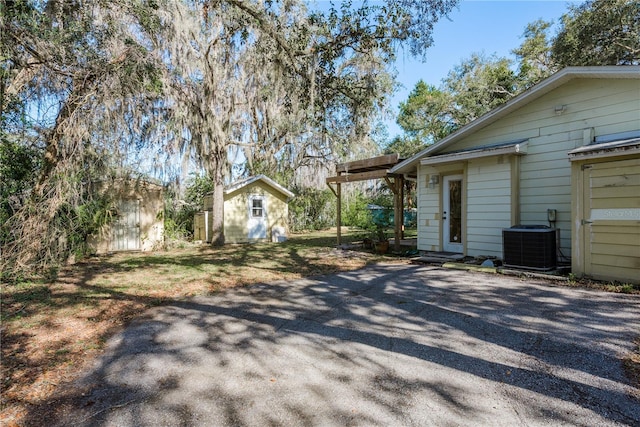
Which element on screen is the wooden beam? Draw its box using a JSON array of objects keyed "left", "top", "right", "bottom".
[
  {"left": 326, "top": 169, "right": 391, "bottom": 184},
  {"left": 326, "top": 183, "right": 338, "bottom": 197},
  {"left": 384, "top": 176, "right": 396, "bottom": 194},
  {"left": 335, "top": 153, "right": 399, "bottom": 174},
  {"left": 326, "top": 182, "right": 342, "bottom": 246}
]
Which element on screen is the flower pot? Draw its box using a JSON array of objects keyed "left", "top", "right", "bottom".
[{"left": 374, "top": 240, "right": 389, "bottom": 254}]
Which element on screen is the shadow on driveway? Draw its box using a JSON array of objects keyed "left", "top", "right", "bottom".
[{"left": 32, "top": 264, "right": 640, "bottom": 426}]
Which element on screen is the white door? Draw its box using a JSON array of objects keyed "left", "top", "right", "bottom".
[
  {"left": 111, "top": 199, "right": 141, "bottom": 251},
  {"left": 443, "top": 175, "right": 463, "bottom": 253},
  {"left": 247, "top": 195, "right": 267, "bottom": 240}
]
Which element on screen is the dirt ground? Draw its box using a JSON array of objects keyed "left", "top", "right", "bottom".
[
  {"left": 1, "top": 234, "right": 385, "bottom": 426},
  {"left": 1, "top": 237, "right": 638, "bottom": 426}
]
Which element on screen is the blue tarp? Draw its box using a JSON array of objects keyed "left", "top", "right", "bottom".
[{"left": 367, "top": 205, "right": 417, "bottom": 227}]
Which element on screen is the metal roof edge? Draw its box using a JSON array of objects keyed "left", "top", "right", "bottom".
[
  {"left": 568, "top": 137, "right": 640, "bottom": 161},
  {"left": 420, "top": 141, "right": 528, "bottom": 165}
]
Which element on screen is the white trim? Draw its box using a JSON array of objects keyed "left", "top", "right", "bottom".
[
  {"left": 225, "top": 175, "right": 294, "bottom": 199},
  {"left": 420, "top": 142, "right": 527, "bottom": 166},
  {"left": 247, "top": 194, "right": 268, "bottom": 239},
  {"left": 204, "top": 211, "right": 209, "bottom": 242},
  {"left": 590, "top": 208, "right": 640, "bottom": 221},
  {"left": 207, "top": 175, "right": 295, "bottom": 199}
]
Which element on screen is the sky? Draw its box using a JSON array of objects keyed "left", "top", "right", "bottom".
[{"left": 384, "top": 0, "right": 581, "bottom": 138}]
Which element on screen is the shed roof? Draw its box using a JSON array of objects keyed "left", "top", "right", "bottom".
[
  {"left": 390, "top": 66, "right": 640, "bottom": 175},
  {"left": 223, "top": 175, "right": 295, "bottom": 199},
  {"left": 92, "top": 177, "right": 164, "bottom": 193},
  {"left": 568, "top": 137, "right": 640, "bottom": 161}
]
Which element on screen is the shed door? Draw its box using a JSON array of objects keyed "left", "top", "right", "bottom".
[
  {"left": 248, "top": 195, "right": 267, "bottom": 240},
  {"left": 582, "top": 158, "right": 640, "bottom": 282},
  {"left": 111, "top": 199, "right": 141, "bottom": 251}
]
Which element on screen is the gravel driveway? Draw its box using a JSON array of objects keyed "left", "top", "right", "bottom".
[{"left": 48, "top": 263, "right": 639, "bottom": 426}]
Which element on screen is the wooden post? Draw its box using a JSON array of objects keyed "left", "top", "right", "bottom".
[
  {"left": 336, "top": 183, "right": 342, "bottom": 247},
  {"left": 326, "top": 153, "right": 404, "bottom": 249},
  {"left": 400, "top": 176, "right": 405, "bottom": 240},
  {"left": 394, "top": 178, "right": 402, "bottom": 253},
  {"left": 386, "top": 176, "right": 402, "bottom": 253}
]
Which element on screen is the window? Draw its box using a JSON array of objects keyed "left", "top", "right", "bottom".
[{"left": 252, "top": 198, "right": 263, "bottom": 217}]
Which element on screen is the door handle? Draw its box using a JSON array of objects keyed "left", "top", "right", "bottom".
[{"left": 443, "top": 211, "right": 447, "bottom": 220}]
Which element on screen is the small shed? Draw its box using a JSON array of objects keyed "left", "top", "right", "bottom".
[
  {"left": 196, "top": 175, "right": 294, "bottom": 244},
  {"left": 88, "top": 179, "right": 164, "bottom": 254}
]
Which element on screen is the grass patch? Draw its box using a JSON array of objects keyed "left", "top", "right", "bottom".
[
  {"left": 566, "top": 277, "right": 640, "bottom": 295},
  {"left": 613, "top": 283, "right": 640, "bottom": 294},
  {"left": 0, "top": 228, "right": 394, "bottom": 425}
]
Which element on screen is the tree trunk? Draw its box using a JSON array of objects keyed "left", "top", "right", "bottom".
[
  {"left": 210, "top": 167, "right": 225, "bottom": 247},
  {"left": 33, "top": 95, "right": 77, "bottom": 198},
  {"left": 211, "top": 158, "right": 226, "bottom": 246}
]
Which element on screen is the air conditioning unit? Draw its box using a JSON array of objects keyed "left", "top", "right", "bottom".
[{"left": 502, "top": 225, "right": 557, "bottom": 271}]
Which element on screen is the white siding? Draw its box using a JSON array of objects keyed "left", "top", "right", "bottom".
[
  {"left": 417, "top": 165, "right": 441, "bottom": 251},
  {"left": 431, "top": 78, "right": 639, "bottom": 259},
  {"left": 466, "top": 157, "right": 512, "bottom": 257},
  {"left": 450, "top": 79, "right": 639, "bottom": 150},
  {"left": 519, "top": 133, "right": 573, "bottom": 253}
]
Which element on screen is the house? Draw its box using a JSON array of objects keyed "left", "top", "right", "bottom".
[
  {"left": 391, "top": 66, "right": 640, "bottom": 284},
  {"left": 89, "top": 178, "right": 164, "bottom": 253},
  {"left": 195, "top": 175, "right": 294, "bottom": 244}
]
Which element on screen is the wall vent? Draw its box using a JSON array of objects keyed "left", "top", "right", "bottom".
[{"left": 503, "top": 225, "right": 557, "bottom": 271}]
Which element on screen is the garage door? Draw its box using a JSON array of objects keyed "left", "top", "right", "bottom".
[
  {"left": 582, "top": 158, "right": 640, "bottom": 282},
  {"left": 111, "top": 199, "right": 141, "bottom": 251}
]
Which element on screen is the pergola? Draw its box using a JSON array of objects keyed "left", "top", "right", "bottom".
[{"left": 326, "top": 153, "right": 406, "bottom": 252}]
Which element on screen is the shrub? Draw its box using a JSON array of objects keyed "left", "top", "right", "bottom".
[{"left": 288, "top": 186, "right": 335, "bottom": 232}]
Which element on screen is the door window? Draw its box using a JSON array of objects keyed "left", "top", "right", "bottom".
[
  {"left": 443, "top": 175, "right": 463, "bottom": 253},
  {"left": 448, "top": 179, "right": 462, "bottom": 244},
  {"left": 251, "top": 198, "right": 264, "bottom": 217}
]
